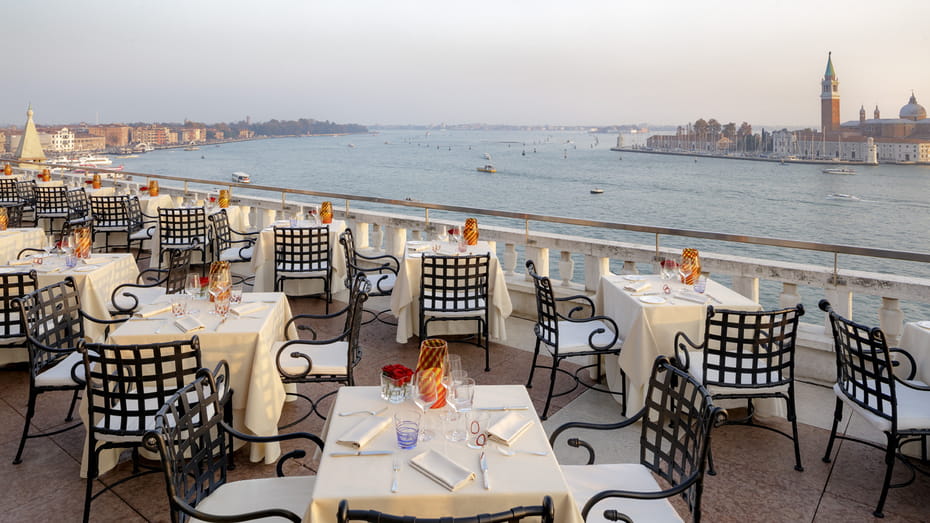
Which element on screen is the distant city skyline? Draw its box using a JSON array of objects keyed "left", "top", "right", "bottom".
[{"left": 5, "top": 1, "right": 929, "bottom": 129}]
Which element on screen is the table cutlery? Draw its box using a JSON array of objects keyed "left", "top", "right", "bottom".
[
  {"left": 330, "top": 450, "right": 394, "bottom": 457},
  {"left": 479, "top": 451, "right": 490, "bottom": 490},
  {"left": 338, "top": 406, "right": 388, "bottom": 417},
  {"left": 476, "top": 405, "right": 529, "bottom": 411},
  {"left": 706, "top": 294, "right": 722, "bottom": 304},
  {"left": 496, "top": 447, "right": 548, "bottom": 457},
  {"left": 391, "top": 454, "right": 400, "bottom": 493}
]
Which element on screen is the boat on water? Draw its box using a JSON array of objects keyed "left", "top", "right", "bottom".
[
  {"left": 826, "top": 193, "right": 861, "bottom": 201},
  {"left": 483, "top": 152, "right": 492, "bottom": 160},
  {"left": 477, "top": 165, "right": 496, "bottom": 173},
  {"left": 184, "top": 141, "right": 200, "bottom": 151},
  {"left": 77, "top": 155, "right": 113, "bottom": 166},
  {"left": 232, "top": 171, "right": 252, "bottom": 183},
  {"left": 822, "top": 167, "right": 856, "bottom": 175},
  {"left": 590, "top": 188, "right": 604, "bottom": 194}
]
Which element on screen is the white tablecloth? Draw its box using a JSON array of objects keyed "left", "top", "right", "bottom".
[
  {"left": 0, "top": 227, "right": 46, "bottom": 264},
  {"left": 305, "top": 385, "right": 583, "bottom": 523},
  {"left": 390, "top": 241, "right": 512, "bottom": 344},
  {"left": 250, "top": 220, "right": 347, "bottom": 295},
  {"left": 597, "top": 274, "right": 767, "bottom": 414},
  {"left": 79, "top": 292, "right": 296, "bottom": 477},
  {"left": 900, "top": 322, "right": 930, "bottom": 384}
]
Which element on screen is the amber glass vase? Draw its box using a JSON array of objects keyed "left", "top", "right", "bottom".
[
  {"left": 219, "top": 189, "right": 230, "bottom": 208},
  {"left": 463, "top": 218, "right": 479, "bottom": 246},
  {"left": 148, "top": 180, "right": 159, "bottom": 196},
  {"left": 320, "top": 201, "right": 333, "bottom": 224}
]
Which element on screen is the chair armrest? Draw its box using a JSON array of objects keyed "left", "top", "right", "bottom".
[
  {"left": 549, "top": 406, "right": 647, "bottom": 464},
  {"left": 554, "top": 294, "right": 596, "bottom": 319},
  {"left": 275, "top": 335, "right": 350, "bottom": 380},
  {"left": 17, "top": 248, "right": 45, "bottom": 259},
  {"left": 168, "top": 498, "right": 302, "bottom": 523},
  {"left": 80, "top": 310, "right": 129, "bottom": 339},
  {"left": 673, "top": 331, "right": 703, "bottom": 370},
  {"left": 581, "top": 481, "right": 698, "bottom": 521},
  {"left": 560, "top": 314, "right": 620, "bottom": 350},
  {"left": 283, "top": 305, "right": 352, "bottom": 340},
  {"left": 889, "top": 347, "right": 918, "bottom": 382},
  {"left": 355, "top": 251, "right": 400, "bottom": 272},
  {"left": 219, "top": 420, "right": 325, "bottom": 477},
  {"left": 110, "top": 279, "right": 165, "bottom": 314}
]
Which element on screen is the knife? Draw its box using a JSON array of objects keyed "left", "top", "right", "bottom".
[
  {"left": 479, "top": 452, "right": 490, "bottom": 489},
  {"left": 330, "top": 450, "right": 394, "bottom": 457},
  {"left": 476, "top": 405, "right": 529, "bottom": 411}
]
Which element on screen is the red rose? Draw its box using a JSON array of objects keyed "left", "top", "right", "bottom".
[
  {"left": 199, "top": 276, "right": 210, "bottom": 288},
  {"left": 382, "top": 364, "right": 413, "bottom": 385}
]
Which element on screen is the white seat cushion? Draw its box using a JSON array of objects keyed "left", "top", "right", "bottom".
[
  {"left": 835, "top": 380, "right": 930, "bottom": 432},
  {"left": 561, "top": 463, "right": 684, "bottom": 523},
  {"left": 110, "top": 286, "right": 166, "bottom": 312},
  {"left": 220, "top": 246, "right": 254, "bottom": 262},
  {"left": 366, "top": 272, "right": 396, "bottom": 293},
  {"left": 687, "top": 351, "right": 789, "bottom": 395},
  {"left": 129, "top": 228, "right": 153, "bottom": 240},
  {"left": 555, "top": 320, "right": 617, "bottom": 352},
  {"left": 35, "top": 351, "right": 85, "bottom": 387},
  {"left": 192, "top": 476, "right": 315, "bottom": 523},
  {"left": 423, "top": 295, "right": 486, "bottom": 317},
  {"left": 276, "top": 261, "right": 328, "bottom": 277},
  {"left": 273, "top": 340, "right": 349, "bottom": 376}
]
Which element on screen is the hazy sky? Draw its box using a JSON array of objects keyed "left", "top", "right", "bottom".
[{"left": 5, "top": 0, "right": 929, "bottom": 129}]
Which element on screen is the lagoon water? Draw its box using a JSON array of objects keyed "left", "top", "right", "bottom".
[{"left": 119, "top": 129, "right": 930, "bottom": 317}]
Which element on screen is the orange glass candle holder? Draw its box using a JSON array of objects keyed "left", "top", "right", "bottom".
[
  {"left": 208, "top": 261, "right": 231, "bottom": 302},
  {"left": 0, "top": 207, "right": 8, "bottom": 231},
  {"left": 415, "top": 338, "right": 448, "bottom": 409},
  {"left": 3, "top": 164, "right": 11, "bottom": 176},
  {"left": 148, "top": 180, "right": 159, "bottom": 196},
  {"left": 218, "top": 189, "right": 230, "bottom": 208},
  {"left": 40, "top": 169, "right": 51, "bottom": 182},
  {"left": 680, "top": 248, "right": 701, "bottom": 285},
  {"left": 320, "top": 201, "right": 333, "bottom": 224},
  {"left": 74, "top": 227, "right": 92, "bottom": 258},
  {"left": 92, "top": 174, "right": 101, "bottom": 189},
  {"left": 463, "top": 217, "right": 479, "bottom": 246}
]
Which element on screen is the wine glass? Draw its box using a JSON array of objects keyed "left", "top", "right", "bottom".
[
  {"left": 184, "top": 273, "right": 202, "bottom": 313},
  {"left": 410, "top": 370, "right": 439, "bottom": 441},
  {"left": 449, "top": 226, "right": 462, "bottom": 245},
  {"left": 661, "top": 259, "right": 678, "bottom": 281},
  {"left": 679, "top": 259, "right": 694, "bottom": 285}
]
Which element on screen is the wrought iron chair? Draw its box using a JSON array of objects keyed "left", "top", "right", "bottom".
[
  {"left": 419, "top": 253, "right": 491, "bottom": 371},
  {"left": 273, "top": 225, "right": 332, "bottom": 311},
  {"left": 336, "top": 496, "right": 555, "bottom": 523},
  {"left": 66, "top": 187, "right": 94, "bottom": 231},
  {"left": 274, "top": 273, "right": 370, "bottom": 426},
  {"left": 208, "top": 208, "right": 258, "bottom": 283},
  {"left": 819, "top": 300, "right": 930, "bottom": 518},
  {"left": 90, "top": 195, "right": 145, "bottom": 254},
  {"left": 79, "top": 337, "right": 203, "bottom": 523},
  {"left": 126, "top": 196, "right": 157, "bottom": 261},
  {"left": 0, "top": 178, "right": 19, "bottom": 203},
  {"left": 110, "top": 247, "right": 193, "bottom": 316},
  {"left": 34, "top": 185, "right": 71, "bottom": 235},
  {"left": 144, "top": 366, "right": 324, "bottom": 523},
  {"left": 550, "top": 355, "right": 726, "bottom": 523},
  {"left": 339, "top": 227, "right": 399, "bottom": 325},
  {"left": 525, "top": 259, "right": 622, "bottom": 420},
  {"left": 15, "top": 180, "right": 36, "bottom": 225},
  {"left": 0, "top": 270, "right": 38, "bottom": 354},
  {"left": 0, "top": 201, "right": 25, "bottom": 228},
  {"left": 674, "top": 304, "right": 805, "bottom": 473},
  {"left": 158, "top": 207, "right": 210, "bottom": 275},
  {"left": 11, "top": 277, "right": 127, "bottom": 464}
]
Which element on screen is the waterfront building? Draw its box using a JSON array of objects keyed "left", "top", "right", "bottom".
[
  {"left": 87, "top": 124, "right": 131, "bottom": 148},
  {"left": 49, "top": 127, "right": 75, "bottom": 152},
  {"left": 131, "top": 125, "right": 172, "bottom": 145}
]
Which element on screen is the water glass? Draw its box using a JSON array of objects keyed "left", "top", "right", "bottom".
[
  {"left": 213, "top": 291, "right": 230, "bottom": 318},
  {"left": 230, "top": 284, "right": 243, "bottom": 304},
  {"left": 693, "top": 275, "right": 707, "bottom": 294},
  {"left": 170, "top": 295, "right": 187, "bottom": 317},
  {"left": 381, "top": 373, "right": 408, "bottom": 404},
  {"left": 394, "top": 410, "right": 421, "bottom": 450},
  {"left": 450, "top": 377, "right": 475, "bottom": 413}
]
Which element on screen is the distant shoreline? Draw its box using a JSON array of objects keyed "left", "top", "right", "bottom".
[{"left": 609, "top": 147, "right": 881, "bottom": 166}]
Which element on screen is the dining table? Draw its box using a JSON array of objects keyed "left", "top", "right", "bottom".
[
  {"left": 899, "top": 321, "right": 930, "bottom": 384},
  {"left": 249, "top": 219, "right": 347, "bottom": 294},
  {"left": 150, "top": 205, "right": 249, "bottom": 267},
  {"left": 79, "top": 291, "right": 298, "bottom": 478},
  {"left": 596, "top": 273, "right": 771, "bottom": 415},
  {"left": 304, "top": 385, "right": 584, "bottom": 523},
  {"left": 389, "top": 240, "right": 512, "bottom": 344},
  {"left": 0, "top": 227, "right": 47, "bottom": 264}
]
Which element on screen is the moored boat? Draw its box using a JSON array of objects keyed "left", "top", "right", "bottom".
[
  {"left": 232, "top": 171, "right": 252, "bottom": 183},
  {"left": 822, "top": 167, "right": 856, "bottom": 175},
  {"left": 477, "top": 164, "right": 496, "bottom": 173},
  {"left": 590, "top": 188, "right": 604, "bottom": 194}
]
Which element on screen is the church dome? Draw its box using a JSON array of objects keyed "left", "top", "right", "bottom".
[{"left": 899, "top": 92, "right": 926, "bottom": 120}]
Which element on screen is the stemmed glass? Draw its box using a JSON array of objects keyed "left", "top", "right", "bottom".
[
  {"left": 410, "top": 370, "right": 440, "bottom": 441},
  {"left": 184, "top": 273, "right": 201, "bottom": 313},
  {"left": 679, "top": 259, "right": 694, "bottom": 286},
  {"left": 661, "top": 259, "right": 678, "bottom": 281}
]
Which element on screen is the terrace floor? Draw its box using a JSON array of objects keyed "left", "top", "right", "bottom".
[{"left": 0, "top": 293, "right": 927, "bottom": 522}]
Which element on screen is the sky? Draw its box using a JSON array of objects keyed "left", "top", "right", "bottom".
[{"left": 5, "top": 0, "right": 929, "bottom": 129}]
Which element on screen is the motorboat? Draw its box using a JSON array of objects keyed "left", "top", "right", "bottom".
[
  {"left": 822, "top": 167, "right": 856, "bottom": 175},
  {"left": 232, "top": 171, "right": 252, "bottom": 183},
  {"left": 77, "top": 155, "right": 113, "bottom": 166},
  {"left": 826, "top": 193, "right": 860, "bottom": 201},
  {"left": 590, "top": 188, "right": 605, "bottom": 194},
  {"left": 184, "top": 141, "right": 200, "bottom": 151},
  {"left": 476, "top": 165, "right": 496, "bottom": 173}
]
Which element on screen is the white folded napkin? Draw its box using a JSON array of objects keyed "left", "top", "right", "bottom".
[
  {"left": 135, "top": 304, "right": 172, "bottom": 318},
  {"left": 8, "top": 258, "right": 35, "bottom": 266},
  {"left": 407, "top": 242, "right": 430, "bottom": 252},
  {"left": 487, "top": 412, "right": 533, "bottom": 446},
  {"left": 230, "top": 302, "right": 267, "bottom": 317},
  {"left": 336, "top": 416, "right": 391, "bottom": 449},
  {"left": 623, "top": 281, "right": 651, "bottom": 293},
  {"left": 174, "top": 316, "right": 205, "bottom": 333},
  {"left": 674, "top": 292, "right": 708, "bottom": 304},
  {"left": 409, "top": 449, "right": 475, "bottom": 491}
]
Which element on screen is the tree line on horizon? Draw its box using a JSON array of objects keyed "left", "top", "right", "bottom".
[{"left": 124, "top": 117, "right": 368, "bottom": 136}]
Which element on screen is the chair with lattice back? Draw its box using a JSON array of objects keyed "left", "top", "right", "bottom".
[
  {"left": 0, "top": 270, "right": 38, "bottom": 354},
  {"left": 34, "top": 185, "right": 71, "bottom": 235},
  {"left": 126, "top": 196, "right": 156, "bottom": 260},
  {"left": 0, "top": 202, "right": 24, "bottom": 228},
  {"left": 273, "top": 225, "right": 332, "bottom": 311},
  {"left": 674, "top": 304, "right": 805, "bottom": 473},
  {"left": 11, "top": 277, "right": 127, "bottom": 465},
  {"left": 144, "top": 365, "right": 324, "bottom": 523},
  {"left": 0, "top": 178, "right": 19, "bottom": 204},
  {"left": 336, "top": 496, "right": 555, "bottom": 523},
  {"left": 419, "top": 253, "right": 491, "bottom": 370},
  {"left": 158, "top": 207, "right": 210, "bottom": 274},
  {"left": 90, "top": 195, "right": 141, "bottom": 254},
  {"left": 550, "top": 355, "right": 726, "bottom": 523},
  {"left": 208, "top": 208, "right": 258, "bottom": 283},
  {"left": 15, "top": 180, "right": 36, "bottom": 226},
  {"left": 79, "top": 337, "right": 203, "bottom": 523},
  {"left": 110, "top": 247, "right": 193, "bottom": 316},
  {"left": 819, "top": 300, "right": 930, "bottom": 518},
  {"left": 339, "top": 228, "right": 398, "bottom": 325}
]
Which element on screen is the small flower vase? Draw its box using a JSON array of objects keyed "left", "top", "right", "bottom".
[
  {"left": 92, "top": 174, "right": 101, "bottom": 189},
  {"left": 219, "top": 189, "right": 230, "bottom": 208},
  {"left": 463, "top": 218, "right": 479, "bottom": 246},
  {"left": 41, "top": 170, "right": 51, "bottom": 182},
  {"left": 380, "top": 373, "right": 408, "bottom": 404},
  {"left": 148, "top": 180, "right": 159, "bottom": 196},
  {"left": 320, "top": 201, "right": 333, "bottom": 224}
]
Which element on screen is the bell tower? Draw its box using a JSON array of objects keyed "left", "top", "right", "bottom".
[{"left": 821, "top": 52, "right": 840, "bottom": 133}]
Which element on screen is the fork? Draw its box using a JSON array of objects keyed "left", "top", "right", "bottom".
[{"left": 391, "top": 454, "right": 400, "bottom": 493}]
